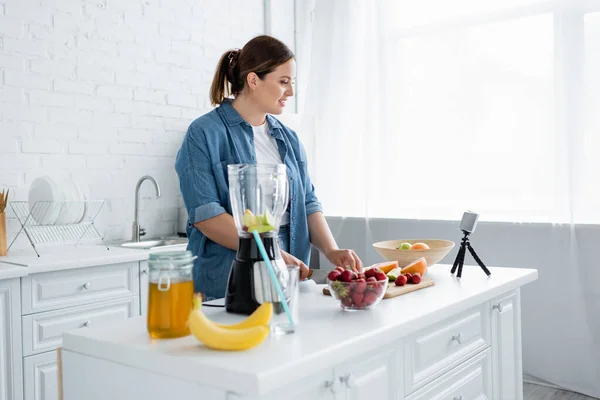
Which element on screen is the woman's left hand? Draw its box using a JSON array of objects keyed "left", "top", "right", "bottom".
[{"left": 325, "top": 249, "right": 363, "bottom": 272}]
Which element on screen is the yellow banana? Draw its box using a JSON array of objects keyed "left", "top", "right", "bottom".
[
  {"left": 188, "top": 307, "right": 270, "bottom": 351},
  {"left": 216, "top": 302, "right": 273, "bottom": 330}
]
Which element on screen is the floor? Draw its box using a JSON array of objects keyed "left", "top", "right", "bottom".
[{"left": 524, "top": 382, "right": 599, "bottom": 400}]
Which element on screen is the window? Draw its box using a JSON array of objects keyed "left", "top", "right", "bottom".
[{"left": 306, "top": 0, "right": 600, "bottom": 224}]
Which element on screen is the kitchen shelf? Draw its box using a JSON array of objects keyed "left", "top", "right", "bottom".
[{"left": 8, "top": 200, "right": 108, "bottom": 257}]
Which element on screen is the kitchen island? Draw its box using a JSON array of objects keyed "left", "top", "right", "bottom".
[{"left": 61, "top": 264, "right": 537, "bottom": 400}]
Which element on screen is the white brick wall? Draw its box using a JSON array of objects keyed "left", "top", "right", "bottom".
[{"left": 0, "top": 0, "right": 265, "bottom": 249}]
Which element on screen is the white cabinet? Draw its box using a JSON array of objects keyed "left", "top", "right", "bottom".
[
  {"left": 264, "top": 369, "right": 337, "bottom": 400},
  {"left": 261, "top": 348, "right": 398, "bottom": 400},
  {"left": 18, "top": 262, "right": 143, "bottom": 400},
  {"left": 406, "top": 348, "right": 493, "bottom": 400},
  {"left": 23, "top": 351, "right": 58, "bottom": 400},
  {"left": 0, "top": 278, "right": 23, "bottom": 400},
  {"left": 139, "top": 261, "right": 149, "bottom": 316},
  {"left": 335, "top": 347, "right": 398, "bottom": 400},
  {"left": 491, "top": 290, "right": 523, "bottom": 400},
  {"left": 403, "top": 303, "right": 491, "bottom": 394},
  {"left": 22, "top": 296, "right": 139, "bottom": 356},
  {"left": 21, "top": 262, "right": 139, "bottom": 314}
]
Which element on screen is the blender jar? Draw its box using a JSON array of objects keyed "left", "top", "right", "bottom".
[
  {"left": 147, "top": 251, "right": 196, "bottom": 339},
  {"left": 228, "top": 164, "right": 289, "bottom": 237}
]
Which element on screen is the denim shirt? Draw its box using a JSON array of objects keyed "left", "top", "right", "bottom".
[{"left": 175, "top": 99, "right": 323, "bottom": 299}]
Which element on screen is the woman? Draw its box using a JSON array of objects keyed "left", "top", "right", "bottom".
[{"left": 175, "top": 35, "right": 363, "bottom": 300}]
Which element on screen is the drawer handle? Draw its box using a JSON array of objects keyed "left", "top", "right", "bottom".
[
  {"left": 339, "top": 373, "right": 355, "bottom": 388},
  {"left": 493, "top": 303, "right": 504, "bottom": 312},
  {"left": 141, "top": 269, "right": 148, "bottom": 275},
  {"left": 324, "top": 379, "right": 337, "bottom": 393},
  {"left": 82, "top": 282, "right": 91, "bottom": 290},
  {"left": 453, "top": 396, "right": 464, "bottom": 400},
  {"left": 451, "top": 333, "right": 463, "bottom": 344},
  {"left": 83, "top": 320, "right": 91, "bottom": 327}
]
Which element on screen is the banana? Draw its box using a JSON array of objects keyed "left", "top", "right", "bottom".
[
  {"left": 188, "top": 307, "right": 270, "bottom": 351},
  {"left": 215, "top": 302, "right": 273, "bottom": 330}
]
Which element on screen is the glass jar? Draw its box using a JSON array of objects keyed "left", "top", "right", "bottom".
[{"left": 147, "top": 250, "right": 195, "bottom": 339}]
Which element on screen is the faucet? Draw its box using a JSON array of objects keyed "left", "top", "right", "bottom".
[{"left": 132, "top": 175, "right": 161, "bottom": 242}]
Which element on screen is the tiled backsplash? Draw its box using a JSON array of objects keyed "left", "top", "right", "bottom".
[{"left": 0, "top": 0, "right": 264, "bottom": 248}]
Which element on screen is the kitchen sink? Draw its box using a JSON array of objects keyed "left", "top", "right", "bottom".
[{"left": 118, "top": 238, "right": 188, "bottom": 250}]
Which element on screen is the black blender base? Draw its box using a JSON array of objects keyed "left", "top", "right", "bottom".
[
  {"left": 225, "top": 259, "right": 260, "bottom": 315},
  {"left": 225, "top": 234, "right": 280, "bottom": 315}
]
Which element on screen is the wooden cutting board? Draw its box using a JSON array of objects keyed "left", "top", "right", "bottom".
[{"left": 323, "top": 277, "right": 435, "bottom": 299}]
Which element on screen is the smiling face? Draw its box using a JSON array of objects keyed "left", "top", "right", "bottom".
[{"left": 247, "top": 59, "right": 296, "bottom": 115}]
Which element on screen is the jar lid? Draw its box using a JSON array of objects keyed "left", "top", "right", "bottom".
[{"left": 148, "top": 250, "right": 196, "bottom": 268}]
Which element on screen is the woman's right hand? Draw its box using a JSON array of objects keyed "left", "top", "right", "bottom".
[{"left": 281, "top": 250, "right": 310, "bottom": 280}]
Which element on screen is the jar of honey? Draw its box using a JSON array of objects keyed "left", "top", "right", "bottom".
[{"left": 147, "top": 250, "right": 195, "bottom": 339}]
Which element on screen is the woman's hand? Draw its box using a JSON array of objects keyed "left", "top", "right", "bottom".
[
  {"left": 281, "top": 250, "right": 310, "bottom": 280},
  {"left": 325, "top": 249, "right": 363, "bottom": 272}
]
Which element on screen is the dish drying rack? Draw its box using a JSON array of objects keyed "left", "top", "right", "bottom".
[{"left": 8, "top": 200, "right": 108, "bottom": 257}]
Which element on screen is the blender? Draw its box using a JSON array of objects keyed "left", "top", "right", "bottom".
[{"left": 225, "top": 164, "right": 289, "bottom": 315}]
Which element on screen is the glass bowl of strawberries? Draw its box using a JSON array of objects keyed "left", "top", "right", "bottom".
[{"left": 327, "top": 266, "right": 388, "bottom": 310}]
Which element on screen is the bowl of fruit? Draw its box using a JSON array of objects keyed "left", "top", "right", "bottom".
[
  {"left": 372, "top": 239, "right": 455, "bottom": 268},
  {"left": 327, "top": 267, "right": 389, "bottom": 311}
]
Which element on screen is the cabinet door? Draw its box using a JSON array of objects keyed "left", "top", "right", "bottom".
[
  {"left": 490, "top": 290, "right": 523, "bottom": 400},
  {"left": 139, "top": 261, "right": 149, "bottom": 316},
  {"left": 406, "top": 348, "right": 492, "bottom": 400},
  {"left": 335, "top": 347, "right": 398, "bottom": 400},
  {"left": 0, "top": 278, "right": 23, "bottom": 400},
  {"left": 24, "top": 351, "right": 58, "bottom": 400},
  {"left": 258, "top": 368, "right": 337, "bottom": 400}
]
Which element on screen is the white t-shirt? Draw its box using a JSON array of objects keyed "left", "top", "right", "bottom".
[{"left": 252, "top": 122, "right": 290, "bottom": 226}]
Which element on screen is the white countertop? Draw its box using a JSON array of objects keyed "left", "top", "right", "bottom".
[
  {"left": 0, "top": 263, "right": 28, "bottom": 280},
  {"left": 0, "top": 241, "right": 187, "bottom": 274},
  {"left": 62, "top": 264, "right": 538, "bottom": 396}
]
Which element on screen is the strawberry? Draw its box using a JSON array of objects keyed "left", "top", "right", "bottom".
[
  {"left": 340, "top": 270, "right": 354, "bottom": 282},
  {"left": 362, "top": 290, "right": 378, "bottom": 306},
  {"left": 352, "top": 279, "right": 367, "bottom": 294},
  {"left": 328, "top": 270, "right": 341, "bottom": 281},
  {"left": 365, "top": 268, "right": 378, "bottom": 278},
  {"left": 342, "top": 297, "right": 353, "bottom": 307},
  {"left": 395, "top": 275, "right": 408, "bottom": 286},
  {"left": 375, "top": 271, "right": 387, "bottom": 281},
  {"left": 411, "top": 273, "right": 422, "bottom": 284},
  {"left": 351, "top": 292, "right": 364, "bottom": 306}
]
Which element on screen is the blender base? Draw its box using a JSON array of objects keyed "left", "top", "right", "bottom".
[{"left": 225, "top": 234, "right": 281, "bottom": 315}]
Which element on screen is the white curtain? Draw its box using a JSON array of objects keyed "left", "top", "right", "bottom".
[{"left": 300, "top": 0, "right": 600, "bottom": 397}]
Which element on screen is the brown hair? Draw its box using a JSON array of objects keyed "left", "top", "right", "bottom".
[{"left": 209, "top": 35, "right": 295, "bottom": 106}]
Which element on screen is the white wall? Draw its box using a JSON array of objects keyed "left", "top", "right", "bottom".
[{"left": 0, "top": 0, "right": 265, "bottom": 248}]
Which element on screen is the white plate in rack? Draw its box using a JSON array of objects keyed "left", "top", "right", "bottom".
[
  {"left": 55, "top": 179, "right": 85, "bottom": 225},
  {"left": 28, "top": 176, "right": 64, "bottom": 225}
]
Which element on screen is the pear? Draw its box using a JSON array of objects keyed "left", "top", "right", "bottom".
[{"left": 386, "top": 267, "right": 402, "bottom": 281}]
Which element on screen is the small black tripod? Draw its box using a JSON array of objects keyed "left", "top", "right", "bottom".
[{"left": 451, "top": 230, "right": 491, "bottom": 278}]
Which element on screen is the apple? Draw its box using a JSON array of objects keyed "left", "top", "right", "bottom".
[{"left": 398, "top": 242, "right": 411, "bottom": 250}]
